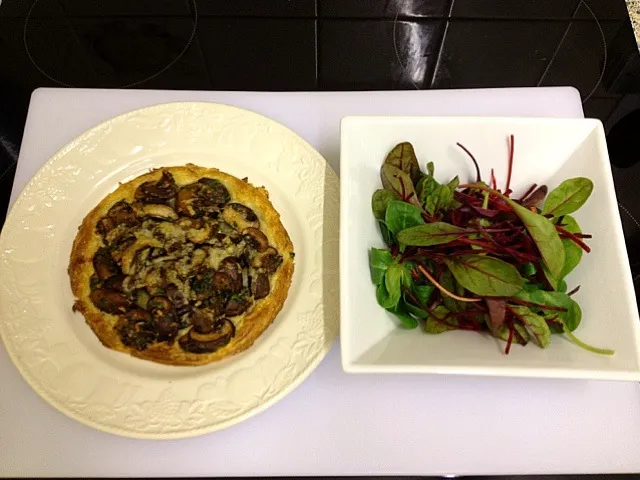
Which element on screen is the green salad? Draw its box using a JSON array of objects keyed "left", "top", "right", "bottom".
[{"left": 369, "top": 138, "right": 613, "bottom": 355}]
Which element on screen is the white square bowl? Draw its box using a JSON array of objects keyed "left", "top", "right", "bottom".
[{"left": 340, "top": 116, "right": 640, "bottom": 380}]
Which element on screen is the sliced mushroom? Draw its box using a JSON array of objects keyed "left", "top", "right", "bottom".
[
  {"left": 221, "top": 203, "right": 259, "bottom": 231},
  {"left": 165, "top": 284, "right": 192, "bottom": 316},
  {"left": 154, "top": 220, "right": 186, "bottom": 244},
  {"left": 96, "top": 217, "right": 116, "bottom": 235},
  {"left": 135, "top": 288, "right": 151, "bottom": 310},
  {"left": 140, "top": 204, "right": 178, "bottom": 221},
  {"left": 212, "top": 271, "right": 235, "bottom": 293},
  {"left": 146, "top": 295, "right": 179, "bottom": 342},
  {"left": 175, "top": 304, "right": 192, "bottom": 318},
  {"left": 92, "top": 247, "right": 120, "bottom": 280},
  {"left": 135, "top": 171, "right": 177, "bottom": 204},
  {"left": 243, "top": 227, "right": 269, "bottom": 252},
  {"left": 167, "top": 242, "right": 185, "bottom": 254},
  {"left": 225, "top": 292, "right": 252, "bottom": 317},
  {"left": 238, "top": 251, "right": 250, "bottom": 269},
  {"left": 154, "top": 315, "right": 180, "bottom": 342},
  {"left": 125, "top": 308, "right": 152, "bottom": 324},
  {"left": 208, "top": 293, "right": 227, "bottom": 317},
  {"left": 90, "top": 288, "right": 131, "bottom": 314},
  {"left": 186, "top": 222, "right": 214, "bottom": 244},
  {"left": 149, "top": 247, "right": 168, "bottom": 259},
  {"left": 252, "top": 273, "right": 270, "bottom": 299},
  {"left": 106, "top": 201, "right": 139, "bottom": 227},
  {"left": 117, "top": 312, "right": 156, "bottom": 351},
  {"left": 251, "top": 246, "right": 283, "bottom": 274},
  {"left": 142, "top": 268, "right": 164, "bottom": 296},
  {"left": 175, "top": 184, "right": 201, "bottom": 217},
  {"left": 89, "top": 274, "right": 101, "bottom": 290},
  {"left": 175, "top": 179, "right": 231, "bottom": 218},
  {"left": 190, "top": 308, "right": 217, "bottom": 334},
  {"left": 97, "top": 201, "right": 138, "bottom": 237},
  {"left": 179, "top": 319, "right": 235, "bottom": 353},
  {"left": 218, "top": 221, "right": 237, "bottom": 236},
  {"left": 147, "top": 296, "right": 172, "bottom": 315},
  {"left": 166, "top": 283, "right": 187, "bottom": 307},
  {"left": 109, "top": 235, "right": 136, "bottom": 262},
  {"left": 218, "top": 257, "right": 243, "bottom": 293},
  {"left": 120, "top": 237, "right": 162, "bottom": 274},
  {"left": 191, "top": 248, "right": 207, "bottom": 268},
  {"left": 103, "top": 274, "right": 127, "bottom": 293},
  {"left": 177, "top": 217, "right": 202, "bottom": 228},
  {"left": 198, "top": 178, "right": 230, "bottom": 207}
]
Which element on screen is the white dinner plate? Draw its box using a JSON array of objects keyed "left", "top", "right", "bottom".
[{"left": 0, "top": 102, "right": 339, "bottom": 439}]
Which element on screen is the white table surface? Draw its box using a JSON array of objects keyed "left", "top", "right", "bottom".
[{"left": 3, "top": 86, "right": 640, "bottom": 477}]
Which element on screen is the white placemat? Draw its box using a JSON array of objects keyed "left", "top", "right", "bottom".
[{"left": 4, "top": 87, "right": 640, "bottom": 477}]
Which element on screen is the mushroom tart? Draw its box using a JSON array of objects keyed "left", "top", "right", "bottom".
[{"left": 68, "top": 165, "right": 294, "bottom": 366}]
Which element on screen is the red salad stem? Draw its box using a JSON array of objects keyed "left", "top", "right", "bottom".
[
  {"left": 506, "top": 134, "right": 514, "bottom": 194},
  {"left": 417, "top": 265, "right": 481, "bottom": 303},
  {"left": 556, "top": 226, "right": 591, "bottom": 253},
  {"left": 505, "top": 324, "right": 514, "bottom": 355},
  {"left": 456, "top": 142, "right": 482, "bottom": 183},
  {"left": 567, "top": 285, "right": 581, "bottom": 296}
]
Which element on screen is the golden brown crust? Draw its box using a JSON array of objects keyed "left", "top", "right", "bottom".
[{"left": 68, "top": 164, "right": 294, "bottom": 366}]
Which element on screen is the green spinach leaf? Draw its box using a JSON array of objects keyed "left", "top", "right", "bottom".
[
  {"left": 369, "top": 248, "right": 393, "bottom": 285},
  {"left": 556, "top": 215, "right": 583, "bottom": 278},
  {"left": 376, "top": 280, "right": 398, "bottom": 309},
  {"left": 542, "top": 263, "right": 559, "bottom": 291},
  {"left": 415, "top": 162, "right": 457, "bottom": 215},
  {"left": 385, "top": 263, "right": 412, "bottom": 303},
  {"left": 425, "top": 185, "right": 454, "bottom": 216},
  {"left": 371, "top": 189, "right": 399, "bottom": 220},
  {"left": 558, "top": 279, "right": 568, "bottom": 293},
  {"left": 388, "top": 301, "right": 419, "bottom": 329},
  {"left": 447, "top": 175, "right": 460, "bottom": 191},
  {"left": 513, "top": 285, "right": 581, "bottom": 332},
  {"left": 381, "top": 165, "right": 421, "bottom": 208},
  {"left": 425, "top": 306, "right": 456, "bottom": 334},
  {"left": 384, "top": 142, "right": 422, "bottom": 185},
  {"left": 413, "top": 283, "right": 435, "bottom": 304},
  {"left": 495, "top": 323, "right": 529, "bottom": 346},
  {"left": 509, "top": 305, "right": 551, "bottom": 348},
  {"left": 440, "top": 269, "right": 467, "bottom": 313},
  {"left": 378, "top": 220, "right": 395, "bottom": 246},
  {"left": 521, "top": 262, "right": 537, "bottom": 277},
  {"left": 396, "top": 222, "right": 465, "bottom": 246},
  {"left": 444, "top": 254, "right": 525, "bottom": 296},
  {"left": 507, "top": 199, "right": 565, "bottom": 279},
  {"left": 560, "top": 296, "right": 581, "bottom": 332},
  {"left": 542, "top": 177, "right": 594, "bottom": 217},
  {"left": 385, "top": 200, "right": 425, "bottom": 235},
  {"left": 403, "top": 292, "right": 429, "bottom": 319},
  {"left": 377, "top": 286, "right": 420, "bottom": 328}
]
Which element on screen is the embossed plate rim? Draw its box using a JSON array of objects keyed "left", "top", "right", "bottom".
[{"left": 0, "top": 101, "right": 339, "bottom": 439}]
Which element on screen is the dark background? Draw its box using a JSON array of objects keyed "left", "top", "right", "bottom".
[
  {"left": 1, "top": 1, "right": 640, "bottom": 476},
  {"left": 2, "top": 0, "right": 640, "bottom": 225}
]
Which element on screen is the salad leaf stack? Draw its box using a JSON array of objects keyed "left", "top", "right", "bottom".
[{"left": 369, "top": 139, "right": 613, "bottom": 355}]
